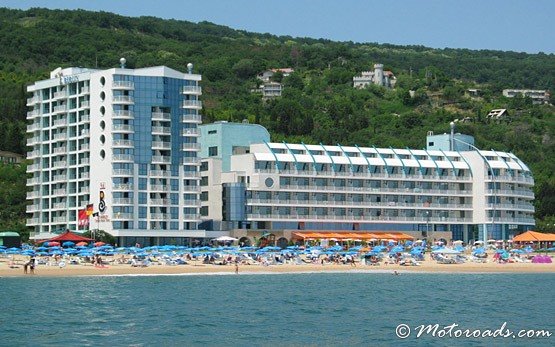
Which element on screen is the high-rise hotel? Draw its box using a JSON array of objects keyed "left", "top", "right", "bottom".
[{"left": 26, "top": 62, "right": 215, "bottom": 246}]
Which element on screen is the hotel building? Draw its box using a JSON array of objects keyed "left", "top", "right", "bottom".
[
  {"left": 200, "top": 123, "right": 535, "bottom": 245},
  {"left": 26, "top": 63, "right": 218, "bottom": 246}
]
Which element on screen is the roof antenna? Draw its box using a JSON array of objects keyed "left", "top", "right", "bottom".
[
  {"left": 187, "top": 63, "right": 193, "bottom": 74},
  {"left": 119, "top": 57, "right": 126, "bottom": 69}
]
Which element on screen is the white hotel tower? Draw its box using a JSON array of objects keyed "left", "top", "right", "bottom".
[{"left": 26, "top": 61, "right": 215, "bottom": 246}]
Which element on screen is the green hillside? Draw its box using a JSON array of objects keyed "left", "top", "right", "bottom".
[{"left": 0, "top": 7, "right": 554, "bottom": 237}]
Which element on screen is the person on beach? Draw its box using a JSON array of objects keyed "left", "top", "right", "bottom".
[
  {"left": 29, "top": 256, "right": 36, "bottom": 274},
  {"left": 235, "top": 262, "right": 239, "bottom": 274}
]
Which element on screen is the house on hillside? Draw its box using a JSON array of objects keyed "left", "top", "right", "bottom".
[
  {"left": 253, "top": 68, "right": 294, "bottom": 99},
  {"left": 0, "top": 150, "right": 23, "bottom": 164},
  {"left": 502, "top": 89, "right": 550, "bottom": 105},
  {"left": 353, "top": 64, "right": 396, "bottom": 89},
  {"left": 257, "top": 68, "right": 295, "bottom": 83},
  {"left": 487, "top": 109, "right": 509, "bottom": 121}
]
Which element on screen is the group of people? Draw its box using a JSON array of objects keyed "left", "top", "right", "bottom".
[{"left": 23, "top": 256, "right": 36, "bottom": 274}]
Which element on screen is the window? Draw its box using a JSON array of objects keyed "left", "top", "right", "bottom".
[
  {"left": 200, "top": 161, "right": 208, "bottom": 171},
  {"left": 201, "top": 191, "right": 208, "bottom": 201},
  {"left": 200, "top": 206, "right": 209, "bottom": 216},
  {"left": 200, "top": 176, "right": 208, "bottom": 186},
  {"left": 428, "top": 142, "right": 434, "bottom": 146},
  {"left": 208, "top": 146, "right": 218, "bottom": 157},
  {"left": 208, "top": 130, "right": 217, "bottom": 134}
]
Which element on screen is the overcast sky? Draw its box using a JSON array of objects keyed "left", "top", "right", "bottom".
[{"left": 3, "top": 0, "right": 554, "bottom": 53}]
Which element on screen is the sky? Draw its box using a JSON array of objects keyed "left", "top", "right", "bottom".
[{"left": 2, "top": 0, "right": 554, "bottom": 54}]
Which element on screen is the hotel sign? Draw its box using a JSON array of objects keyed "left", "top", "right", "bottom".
[{"left": 61, "top": 75, "right": 79, "bottom": 85}]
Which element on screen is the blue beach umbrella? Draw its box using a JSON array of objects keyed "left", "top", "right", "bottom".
[
  {"left": 62, "top": 241, "right": 75, "bottom": 247},
  {"left": 473, "top": 248, "right": 486, "bottom": 255}
]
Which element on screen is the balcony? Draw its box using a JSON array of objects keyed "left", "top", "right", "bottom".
[
  {"left": 27, "top": 218, "right": 40, "bottom": 225},
  {"left": 150, "top": 184, "right": 170, "bottom": 192},
  {"left": 150, "top": 170, "right": 171, "bottom": 177},
  {"left": 52, "top": 133, "right": 67, "bottom": 141},
  {"left": 112, "top": 169, "right": 133, "bottom": 176},
  {"left": 183, "top": 185, "right": 201, "bottom": 192},
  {"left": 152, "top": 112, "right": 171, "bottom": 121},
  {"left": 152, "top": 155, "right": 171, "bottom": 164},
  {"left": 182, "top": 128, "right": 200, "bottom": 137},
  {"left": 52, "top": 188, "right": 66, "bottom": 196},
  {"left": 152, "top": 126, "right": 171, "bottom": 135},
  {"left": 182, "top": 157, "right": 201, "bottom": 164},
  {"left": 26, "top": 96, "right": 41, "bottom": 106},
  {"left": 53, "top": 105, "right": 67, "bottom": 113},
  {"left": 182, "top": 143, "right": 200, "bottom": 151},
  {"left": 181, "top": 86, "right": 202, "bottom": 95},
  {"left": 27, "top": 150, "right": 41, "bottom": 159},
  {"left": 27, "top": 109, "right": 41, "bottom": 118},
  {"left": 52, "top": 202, "right": 66, "bottom": 209},
  {"left": 113, "top": 198, "right": 133, "bottom": 205},
  {"left": 80, "top": 100, "right": 90, "bottom": 108},
  {"left": 150, "top": 213, "right": 171, "bottom": 220},
  {"left": 27, "top": 137, "right": 40, "bottom": 146},
  {"left": 80, "top": 86, "right": 90, "bottom": 94},
  {"left": 113, "top": 110, "right": 134, "bottom": 119},
  {"left": 26, "top": 177, "right": 40, "bottom": 185},
  {"left": 52, "top": 174, "right": 68, "bottom": 182},
  {"left": 150, "top": 198, "right": 171, "bottom": 205},
  {"left": 53, "top": 91, "right": 67, "bottom": 99},
  {"left": 79, "top": 158, "right": 90, "bottom": 165},
  {"left": 152, "top": 141, "right": 171, "bottom": 149},
  {"left": 113, "top": 183, "right": 133, "bottom": 191},
  {"left": 182, "top": 114, "right": 202, "bottom": 123},
  {"left": 26, "top": 205, "right": 40, "bottom": 213},
  {"left": 52, "top": 146, "right": 67, "bottom": 154},
  {"left": 113, "top": 154, "right": 134, "bottom": 162},
  {"left": 27, "top": 123, "right": 41, "bottom": 133},
  {"left": 113, "top": 140, "right": 134, "bottom": 147},
  {"left": 181, "top": 100, "right": 202, "bottom": 109},
  {"left": 113, "top": 95, "right": 134, "bottom": 104},
  {"left": 80, "top": 143, "right": 90, "bottom": 151},
  {"left": 26, "top": 191, "right": 41, "bottom": 199},
  {"left": 80, "top": 114, "right": 90, "bottom": 123},
  {"left": 113, "top": 213, "right": 134, "bottom": 220},
  {"left": 112, "top": 124, "right": 134, "bottom": 132},
  {"left": 79, "top": 172, "right": 90, "bottom": 179},
  {"left": 182, "top": 214, "right": 201, "bottom": 221},
  {"left": 112, "top": 81, "right": 135, "bottom": 89}
]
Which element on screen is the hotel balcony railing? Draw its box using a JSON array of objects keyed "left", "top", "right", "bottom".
[
  {"left": 183, "top": 199, "right": 200, "bottom": 207},
  {"left": 80, "top": 129, "right": 90, "bottom": 136},
  {"left": 80, "top": 186, "right": 90, "bottom": 194},
  {"left": 152, "top": 112, "right": 171, "bottom": 121},
  {"left": 113, "top": 213, "right": 134, "bottom": 220},
  {"left": 27, "top": 109, "right": 41, "bottom": 118},
  {"left": 255, "top": 168, "right": 472, "bottom": 181},
  {"left": 182, "top": 157, "right": 200, "bottom": 164},
  {"left": 489, "top": 175, "right": 534, "bottom": 185},
  {"left": 113, "top": 183, "right": 133, "bottom": 191},
  {"left": 150, "top": 198, "right": 171, "bottom": 205},
  {"left": 26, "top": 191, "right": 41, "bottom": 199},
  {"left": 80, "top": 86, "right": 90, "bottom": 94},
  {"left": 52, "top": 188, "right": 66, "bottom": 196},
  {"left": 152, "top": 156, "right": 171, "bottom": 164},
  {"left": 26, "top": 164, "right": 40, "bottom": 173},
  {"left": 113, "top": 140, "right": 134, "bottom": 147},
  {"left": 486, "top": 189, "right": 534, "bottom": 198},
  {"left": 183, "top": 185, "right": 201, "bottom": 192},
  {"left": 27, "top": 218, "right": 40, "bottom": 225},
  {"left": 246, "top": 213, "right": 473, "bottom": 223},
  {"left": 152, "top": 141, "right": 171, "bottom": 149},
  {"left": 487, "top": 203, "right": 535, "bottom": 212},
  {"left": 52, "top": 119, "right": 67, "bottom": 127},
  {"left": 79, "top": 172, "right": 90, "bottom": 179},
  {"left": 184, "top": 171, "right": 201, "bottom": 178},
  {"left": 112, "top": 154, "right": 134, "bottom": 162},
  {"left": 112, "top": 124, "right": 134, "bottom": 132},
  {"left": 52, "top": 161, "right": 67, "bottom": 169},
  {"left": 27, "top": 177, "right": 40, "bottom": 185},
  {"left": 181, "top": 100, "right": 202, "bottom": 109},
  {"left": 53, "top": 105, "right": 67, "bottom": 113},
  {"left": 113, "top": 198, "right": 133, "bottom": 205},
  {"left": 80, "top": 101, "right": 90, "bottom": 108},
  {"left": 27, "top": 96, "right": 41, "bottom": 106},
  {"left": 26, "top": 205, "right": 40, "bottom": 213},
  {"left": 182, "top": 213, "right": 201, "bottom": 221},
  {"left": 27, "top": 123, "right": 41, "bottom": 132},
  {"left": 27, "top": 150, "right": 41, "bottom": 159},
  {"left": 150, "top": 213, "right": 172, "bottom": 220},
  {"left": 79, "top": 158, "right": 90, "bottom": 165},
  {"left": 182, "top": 128, "right": 200, "bottom": 136},
  {"left": 150, "top": 170, "right": 171, "bottom": 177},
  {"left": 182, "top": 143, "right": 200, "bottom": 150},
  {"left": 80, "top": 143, "right": 90, "bottom": 151},
  {"left": 53, "top": 91, "right": 67, "bottom": 99},
  {"left": 52, "top": 133, "right": 67, "bottom": 141},
  {"left": 112, "top": 169, "right": 133, "bottom": 176},
  {"left": 52, "top": 175, "right": 68, "bottom": 182},
  {"left": 112, "top": 95, "right": 134, "bottom": 103},
  {"left": 247, "top": 198, "right": 473, "bottom": 210},
  {"left": 113, "top": 110, "right": 134, "bottom": 119},
  {"left": 182, "top": 114, "right": 202, "bottom": 123},
  {"left": 52, "top": 202, "right": 66, "bottom": 209},
  {"left": 150, "top": 185, "right": 171, "bottom": 192},
  {"left": 53, "top": 146, "right": 67, "bottom": 154},
  {"left": 113, "top": 81, "right": 135, "bottom": 89},
  {"left": 152, "top": 126, "right": 171, "bottom": 135},
  {"left": 181, "top": 86, "right": 202, "bottom": 94},
  {"left": 27, "top": 137, "right": 40, "bottom": 146},
  {"left": 277, "top": 184, "right": 472, "bottom": 195},
  {"left": 80, "top": 115, "right": 90, "bottom": 123}
]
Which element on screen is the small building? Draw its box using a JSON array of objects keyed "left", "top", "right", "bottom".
[
  {"left": 487, "top": 109, "right": 509, "bottom": 120},
  {"left": 353, "top": 64, "right": 396, "bottom": 89},
  {"left": 257, "top": 68, "right": 294, "bottom": 83},
  {"left": 502, "top": 89, "right": 550, "bottom": 105},
  {"left": 0, "top": 151, "right": 24, "bottom": 164},
  {"left": 0, "top": 231, "right": 21, "bottom": 248}
]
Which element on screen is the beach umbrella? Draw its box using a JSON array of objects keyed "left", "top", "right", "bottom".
[
  {"left": 472, "top": 248, "right": 486, "bottom": 254},
  {"left": 76, "top": 241, "right": 88, "bottom": 247},
  {"left": 36, "top": 246, "right": 48, "bottom": 251},
  {"left": 62, "top": 241, "right": 75, "bottom": 247},
  {"left": 48, "top": 241, "right": 61, "bottom": 247},
  {"left": 94, "top": 241, "right": 106, "bottom": 247},
  {"left": 454, "top": 246, "right": 465, "bottom": 252}
]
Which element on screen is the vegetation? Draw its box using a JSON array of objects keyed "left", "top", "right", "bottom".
[{"left": 0, "top": 7, "right": 553, "bottom": 236}]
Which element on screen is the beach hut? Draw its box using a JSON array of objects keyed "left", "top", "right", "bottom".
[
  {"left": 43, "top": 230, "right": 93, "bottom": 244},
  {"left": 0, "top": 231, "right": 21, "bottom": 248}
]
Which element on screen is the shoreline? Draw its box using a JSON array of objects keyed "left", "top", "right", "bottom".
[{"left": 1, "top": 261, "right": 554, "bottom": 278}]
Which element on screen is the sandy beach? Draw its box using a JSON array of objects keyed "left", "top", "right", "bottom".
[{"left": 1, "top": 257, "right": 554, "bottom": 277}]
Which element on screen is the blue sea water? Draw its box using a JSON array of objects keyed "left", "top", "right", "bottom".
[{"left": 0, "top": 272, "right": 553, "bottom": 346}]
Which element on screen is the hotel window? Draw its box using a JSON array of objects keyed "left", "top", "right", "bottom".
[{"left": 208, "top": 146, "right": 218, "bottom": 156}]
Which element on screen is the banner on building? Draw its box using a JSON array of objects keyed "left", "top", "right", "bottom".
[
  {"left": 86, "top": 204, "right": 94, "bottom": 216},
  {"left": 78, "top": 209, "right": 89, "bottom": 228}
]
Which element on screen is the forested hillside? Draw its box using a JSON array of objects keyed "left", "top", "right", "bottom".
[{"left": 0, "top": 7, "right": 554, "bottom": 236}]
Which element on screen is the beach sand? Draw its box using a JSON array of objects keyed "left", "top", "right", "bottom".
[{"left": 1, "top": 257, "right": 554, "bottom": 277}]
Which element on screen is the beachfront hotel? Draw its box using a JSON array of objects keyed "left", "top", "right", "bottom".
[
  {"left": 25, "top": 62, "right": 217, "bottom": 246},
  {"left": 200, "top": 122, "right": 535, "bottom": 246}
]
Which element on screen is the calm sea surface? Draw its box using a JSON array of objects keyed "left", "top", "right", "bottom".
[{"left": 1, "top": 272, "right": 553, "bottom": 346}]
